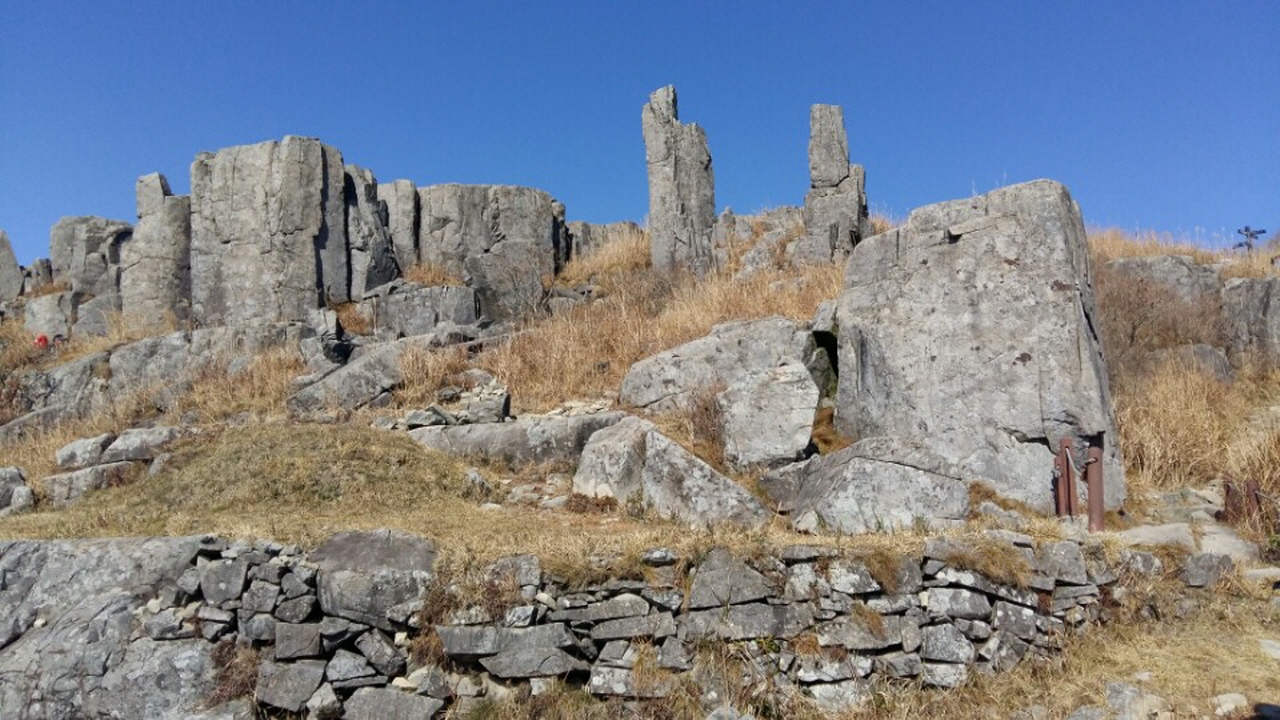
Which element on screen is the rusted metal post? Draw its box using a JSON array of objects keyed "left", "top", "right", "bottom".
[
  {"left": 1086, "top": 442, "right": 1105, "bottom": 532},
  {"left": 1055, "top": 438, "right": 1077, "bottom": 517}
]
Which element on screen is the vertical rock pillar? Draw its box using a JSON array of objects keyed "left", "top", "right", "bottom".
[
  {"left": 796, "top": 104, "right": 869, "bottom": 264},
  {"left": 641, "top": 86, "right": 716, "bottom": 276},
  {"left": 121, "top": 173, "right": 192, "bottom": 329},
  {"left": 0, "top": 229, "right": 22, "bottom": 302}
]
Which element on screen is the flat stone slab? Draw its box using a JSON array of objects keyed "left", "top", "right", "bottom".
[{"left": 479, "top": 646, "right": 589, "bottom": 678}]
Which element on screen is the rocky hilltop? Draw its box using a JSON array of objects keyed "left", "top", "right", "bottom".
[{"left": 0, "top": 86, "right": 1277, "bottom": 718}]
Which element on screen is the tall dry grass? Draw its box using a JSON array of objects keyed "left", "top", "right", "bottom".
[{"left": 478, "top": 241, "right": 842, "bottom": 411}]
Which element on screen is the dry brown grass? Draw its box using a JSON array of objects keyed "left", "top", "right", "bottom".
[
  {"left": 393, "top": 343, "right": 472, "bottom": 408},
  {"left": 168, "top": 347, "right": 306, "bottom": 424},
  {"left": 207, "top": 640, "right": 259, "bottom": 706},
  {"left": 555, "top": 225, "right": 651, "bottom": 289},
  {"left": 402, "top": 261, "right": 466, "bottom": 287},
  {"left": 478, "top": 262, "right": 842, "bottom": 413},
  {"left": 1090, "top": 226, "right": 1279, "bottom": 280},
  {"left": 331, "top": 301, "right": 372, "bottom": 336},
  {"left": 23, "top": 280, "right": 70, "bottom": 299}
]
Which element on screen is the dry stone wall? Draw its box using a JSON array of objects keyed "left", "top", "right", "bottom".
[{"left": 0, "top": 528, "right": 1171, "bottom": 719}]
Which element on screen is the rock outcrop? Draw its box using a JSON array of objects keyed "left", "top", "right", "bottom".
[
  {"left": 379, "top": 179, "right": 419, "bottom": 270},
  {"left": 792, "top": 104, "right": 869, "bottom": 264},
  {"left": 0, "top": 229, "right": 22, "bottom": 301},
  {"left": 190, "top": 136, "right": 349, "bottom": 326},
  {"left": 1222, "top": 276, "right": 1280, "bottom": 366},
  {"left": 834, "top": 180, "right": 1124, "bottom": 513},
  {"left": 418, "top": 184, "right": 567, "bottom": 321},
  {"left": 49, "top": 215, "right": 132, "bottom": 296},
  {"left": 642, "top": 85, "right": 715, "bottom": 276},
  {"left": 344, "top": 165, "right": 398, "bottom": 301},
  {"left": 121, "top": 173, "right": 192, "bottom": 329}
]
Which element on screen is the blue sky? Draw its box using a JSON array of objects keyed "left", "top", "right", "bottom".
[{"left": 1, "top": 2, "right": 1276, "bottom": 264}]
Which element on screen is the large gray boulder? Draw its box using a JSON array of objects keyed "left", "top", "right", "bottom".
[
  {"left": 286, "top": 335, "right": 436, "bottom": 418},
  {"left": 573, "top": 416, "right": 773, "bottom": 530},
  {"left": 24, "top": 290, "right": 77, "bottom": 338},
  {"left": 642, "top": 85, "right": 716, "bottom": 276},
  {"left": 190, "top": 136, "right": 349, "bottom": 326},
  {"left": 761, "top": 437, "right": 970, "bottom": 533},
  {"left": 410, "top": 411, "right": 626, "bottom": 465},
  {"left": 0, "top": 537, "right": 210, "bottom": 718},
  {"left": 1222, "top": 276, "right": 1280, "bottom": 366},
  {"left": 379, "top": 178, "right": 419, "bottom": 270},
  {"left": 361, "top": 280, "right": 479, "bottom": 339},
  {"left": 619, "top": 316, "right": 823, "bottom": 467},
  {"left": 0, "top": 228, "right": 22, "bottom": 301},
  {"left": 620, "top": 316, "right": 818, "bottom": 413},
  {"left": 0, "top": 466, "right": 34, "bottom": 517},
  {"left": 345, "top": 165, "right": 398, "bottom": 300},
  {"left": 49, "top": 215, "right": 132, "bottom": 295},
  {"left": 310, "top": 529, "right": 437, "bottom": 631},
  {"left": 418, "top": 183, "right": 566, "bottom": 321},
  {"left": 834, "top": 180, "right": 1124, "bottom": 513},
  {"left": 121, "top": 172, "right": 192, "bottom": 329},
  {"left": 793, "top": 104, "right": 868, "bottom": 265}
]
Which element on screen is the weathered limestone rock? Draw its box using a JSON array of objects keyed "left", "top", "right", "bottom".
[
  {"left": 310, "top": 528, "right": 437, "bottom": 630},
  {"left": 834, "top": 180, "right": 1125, "bottom": 512},
  {"left": 411, "top": 412, "right": 626, "bottom": 465},
  {"left": 360, "top": 280, "right": 479, "bottom": 339},
  {"left": 50, "top": 215, "right": 132, "bottom": 295},
  {"left": 286, "top": 336, "right": 434, "bottom": 418},
  {"left": 761, "top": 437, "right": 970, "bottom": 533},
  {"left": 344, "top": 687, "right": 445, "bottom": 719},
  {"left": 642, "top": 85, "right": 715, "bottom": 276},
  {"left": 100, "top": 426, "right": 183, "bottom": 463},
  {"left": 0, "top": 466, "right": 34, "bottom": 517},
  {"left": 55, "top": 433, "right": 116, "bottom": 470},
  {"left": 0, "top": 229, "right": 22, "bottom": 301},
  {"left": 22, "top": 258, "right": 53, "bottom": 296},
  {"left": 573, "top": 417, "right": 773, "bottom": 530},
  {"left": 418, "top": 183, "right": 566, "bottom": 321},
  {"left": 1222, "top": 276, "right": 1280, "bottom": 366},
  {"left": 619, "top": 316, "right": 819, "bottom": 413},
  {"left": 379, "top": 179, "right": 419, "bottom": 270},
  {"left": 480, "top": 646, "right": 590, "bottom": 678},
  {"left": 72, "top": 293, "right": 120, "bottom": 337},
  {"left": 24, "top": 290, "right": 77, "bottom": 338},
  {"left": 719, "top": 361, "right": 818, "bottom": 467},
  {"left": 0, "top": 537, "right": 205, "bottom": 714},
  {"left": 121, "top": 172, "right": 192, "bottom": 329},
  {"left": 43, "top": 461, "right": 137, "bottom": 506},
  {"left": 190, "top": 136, "right": 349, "bottom": 326},
  {"left": 256, "top": 659, "right": 326, "bottom": 713},
  {"left": 345, "top": 165, "right": 398, "bottom": 300},
  {"left": 793, "top": 105, "right": 868, "bottom": 265}
]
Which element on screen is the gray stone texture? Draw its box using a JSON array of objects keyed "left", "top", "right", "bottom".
[
  {"left": 24, "top": 290, "right": 77, "bottom": 339},
  {"left": 642, "top": 85, "right": 716, "bottom": 276},
  {"left": 121, "top": 172, "right": 192, "bottom": 329},
  {"left": 190, "top": 136, "right": 349, "bottom": 326},
  {"left": 1106, "top": 254, "right": 1222, "bottom": 306},
  {"left": 42, "top": 461, "right": 137, "bottom": 506},
  {"left": 256, "top": 659, "right": 326, "bottom": 713},
  {"left": 568, "top": 220, "right": 642, "bottom": 259},
  {"left": 361, "top": 279, "right": 478, "bottom": 339},
  {"left": 0, "top": 228, "right": 22, "bottom": 301},
  {"left": 310, "top": 528, "right": 437, "bottom": 630},
  {"left": 795, "top": 104, "right": 869, "bottom": 265},
  {"left": 345, "top": 165, "right": 398, "bottom": 300},
  {"left": 417, "top": 183, "right": 566, "bottom": 321},
  {"left": 50, "top": 215, "right": 132, "bottom": 295},
  {"left": 834, "top": 180, "right": 1125, "bottom": 512},
  {"left": 344, "top": 687, "right": 445, "bottom": 720},
  {"left": 379, "top": 178, "right": 419, "bottom": 270},
  {"left": 1223, "top": 276, "right": 1280, "bottom": 366},
  {"left": 761, "top": 437, "right": 970, "bottom": 533}
]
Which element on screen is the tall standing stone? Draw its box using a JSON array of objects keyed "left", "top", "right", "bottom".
[
  {"left": 345, "top": 166, "right": 398, "bottom": 300},
  {"left": 190, "top": 136, "right": 349, "bottom": 326},
  {"left": 793, "top": 105, "right": 869, "bottom": 265},
  {"left": 0, "top": 229, "right": 22, "bottom": 301},
  {"left": 379, "top": 179, "right": 419, "bottom": 272},
  {"left": 120, "top": 173, "right": 192, "bottom": 329},
  {"left": 834, "top": 180, "right": 1125, "bottom": 512},
  {"left": 417, "top": 184, "right": 566, "bottom": 321},
  {"left": 642, "top": 86, "right": 715, "bottom": 276}
]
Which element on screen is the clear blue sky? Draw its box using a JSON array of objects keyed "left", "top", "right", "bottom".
[{"left": 1, "top": 2, "right": 1276, "bottom": 264}]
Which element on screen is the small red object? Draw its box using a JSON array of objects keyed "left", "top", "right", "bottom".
[{"left": 33, "top": 334, "right": 49, "bottom": 349}]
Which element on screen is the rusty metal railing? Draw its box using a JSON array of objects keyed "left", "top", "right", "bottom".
[{"left": 1055, "top": 437, "right": 1105, "bottom": 532}]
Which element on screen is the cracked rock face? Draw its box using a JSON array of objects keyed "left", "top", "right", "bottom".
[
  {"left": 50, "top": 215, "right": 133, "bottom": 296},
  {"left": 642, "top": 85, "right": 715, "bottom": 276},
  {"left": 121, "top": 172, "right": 192, "bottom": 329},
  {"left": 0, "top": 229, "right": 22, "bottom": 302},
  {"left": 834, "top": 180, "right": 1124, "bottom": 513},
  {"left": 190, "top": 136, "right": 349, "bottom": 327}
]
